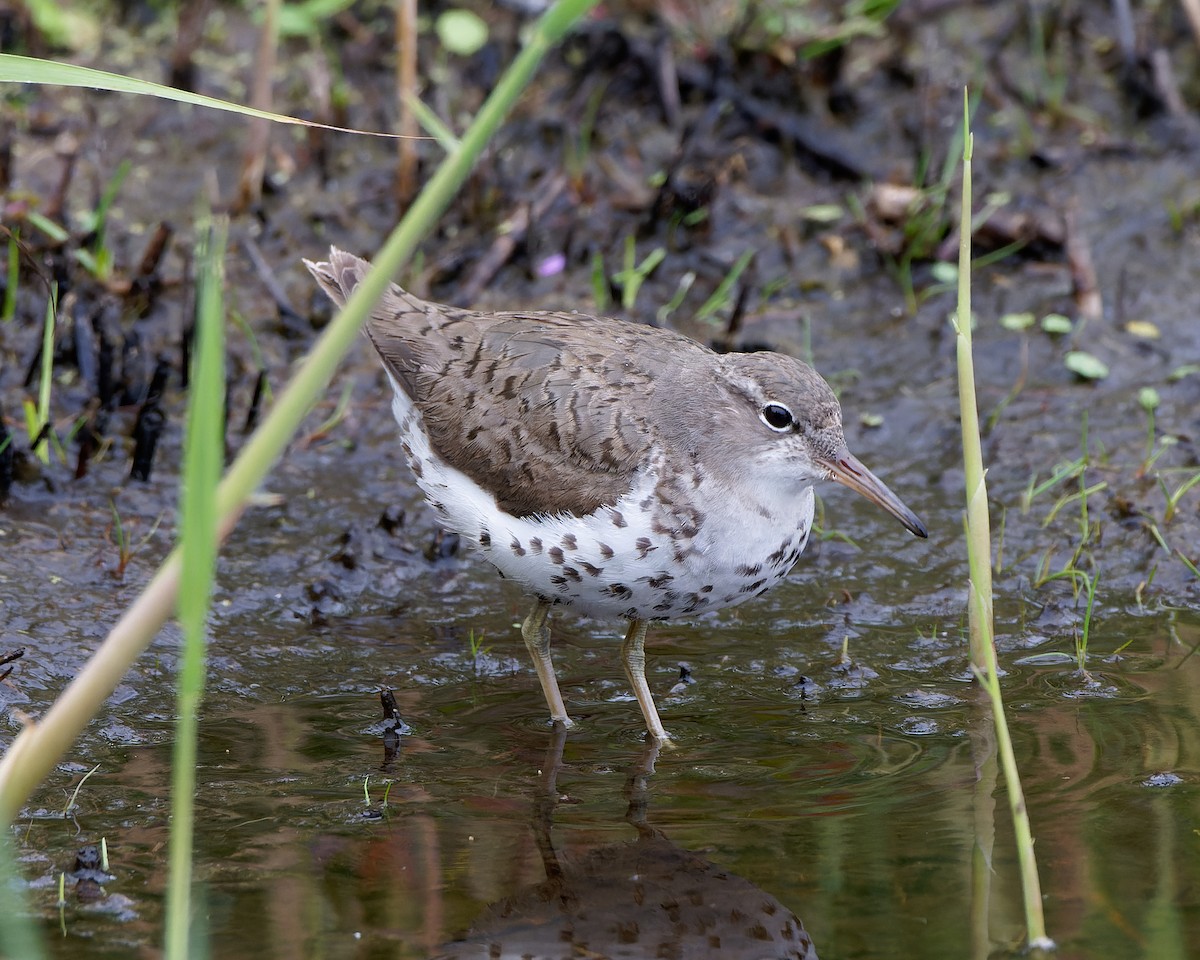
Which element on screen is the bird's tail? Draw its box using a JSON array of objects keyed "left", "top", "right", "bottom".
[
  {"left": 302, "top": 246, "right": 373, "bottom": 308},
  {"left": 303, "top": 246, "right": 470, "bottom": 337}
]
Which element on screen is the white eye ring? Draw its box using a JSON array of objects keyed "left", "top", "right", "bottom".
[{"left": 760, "top": 403, "right": 794, "bottom": 432}]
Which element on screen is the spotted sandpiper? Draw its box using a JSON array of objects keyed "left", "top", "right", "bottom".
[{"left": 306, "top": 248, "right": 926, "bottom": 741}]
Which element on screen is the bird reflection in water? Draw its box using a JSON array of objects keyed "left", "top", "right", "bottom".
[{"left": 432, "top": 727, "right": 819, "bottom": 960}]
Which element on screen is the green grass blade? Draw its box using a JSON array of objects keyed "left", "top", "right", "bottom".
[
  {"left": 695, "top": 249, "right": 754, "bottom": 325},
  {"left": 164, "top": 219, "right": 227, "bottom": 959},
  {"left": 34, "top": 286, "right": 57, "bottom": 465},
  {"left": 953, "top": 112, "right": 990, "bottom": 669},
  {"left": 0, "top": 835, "right": 44, "bottom": 959},
  {"left": 0, "top": 54, "right": 403, "bottom": 140},
  {"left": 404, "top": 93, "right": 461, "bottom": 153},
  {"left": 85, "top": 159, "right": 131, "bottom": 277}
]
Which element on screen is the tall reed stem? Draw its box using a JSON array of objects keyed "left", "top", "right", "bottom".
[{"left": 954, "top": 91, "right": 1051, "bottom": 951}]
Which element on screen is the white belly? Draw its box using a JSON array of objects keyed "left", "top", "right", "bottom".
[{"left": 389, "top": 383, "right": 814, "bottom": 621}]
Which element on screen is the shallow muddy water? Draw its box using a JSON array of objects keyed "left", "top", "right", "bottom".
[
  {"left": 3, "top": 2, "right": 1200, "bottom": 957},
  {"left": 10, "top": 566, "right": 1200, "bottom": 959},
  {"left": 7, "top": 430, "right": 1200, "bottom": 958}
]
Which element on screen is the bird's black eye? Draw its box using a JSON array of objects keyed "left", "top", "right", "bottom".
[{"left": 760, "top": 403, "right": 794, "bottom": 431}]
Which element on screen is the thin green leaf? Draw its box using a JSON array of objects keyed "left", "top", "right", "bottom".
[
  {"left": 24, "top": 211, "right": 69, "bottom": 244},
  {"left": 0, "top": 54, "right": 412, "bottom": 140},
  {"left": 165, "top": 219, "right": 227, "bottom": 959},
  {"left": 403, "top": 93, "right": 461, "bottom": 153},
  {"left": 695, "top": 250, "right": 754, "bottom": 324}
]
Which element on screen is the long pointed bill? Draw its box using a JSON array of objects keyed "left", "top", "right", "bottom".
[{"left": 819, "top": 448, "right": 928, "bottom": 538}]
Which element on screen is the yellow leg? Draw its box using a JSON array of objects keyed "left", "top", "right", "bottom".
[
  {"left": 520, "top": 600, "right": 573, "bottom": 727},
  {"left": 620, "top": 619, "right": 671, "bottom": 742}
]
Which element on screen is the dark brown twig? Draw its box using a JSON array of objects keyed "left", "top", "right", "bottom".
[
  {"left": 45, "top": 132, "right": 80, "bottom": 225},
  {"left": 1064, "top": 204, "right": 1102, "bottom": 323},
  {"left": 136, "top": 222, "right": 173, "bottom": 281},
  {"left": 233, "top": 0, "right": 279, "bottom": 212},
  {"left": 654, "top": 34, "right": 681, "bottom": 131},
  {"left": 129, "top": 358, "right": 170, "bottom": 481},
  {"left": 168, "top": 0, "right": 212, "bottom": 91},
  {"left": 305, "top": 45, "right": 333, "bottom": 183},
  {"left": 0, "top": 648, "right": 23, "bottom": 684},
  {"left": 395, "top": 0, "right": 419, "bottom": 208},
  {"left": 242, "top": 369, "right": 267, "bottom": 435}
]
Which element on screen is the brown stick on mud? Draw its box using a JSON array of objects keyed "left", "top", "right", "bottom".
[
  {"left": 119, "top": 221, "right": 175, "bottom": 309},
  {"left": 46, "top": 132, "right": 80, "bottom": 224},
  {"left": 242, "top": 369, "right": 268, "bottom": 435},
  {"left": 305, "top": 46, "right": 334, "bottom": 183},
  {"left": 129, "top": 359, "right": 170, "bottom": 481},
  {"left": 1064, "top": 204, "right": 1102, "bottom": 323},
  {"left": 455, "top": 173, "right": 568, "bottom": 305},
  {"left": 136, "top": 222, "right": 173, "bottom": 280},
  {"left": 1149, "top": 49, "right": 1189, "bottom": 118},
  {"left": 234, "top": 0, "right": 280, "bottom": 213},
  {"left": 395, "top": 0, "right": 420, "bottom": 209}
]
